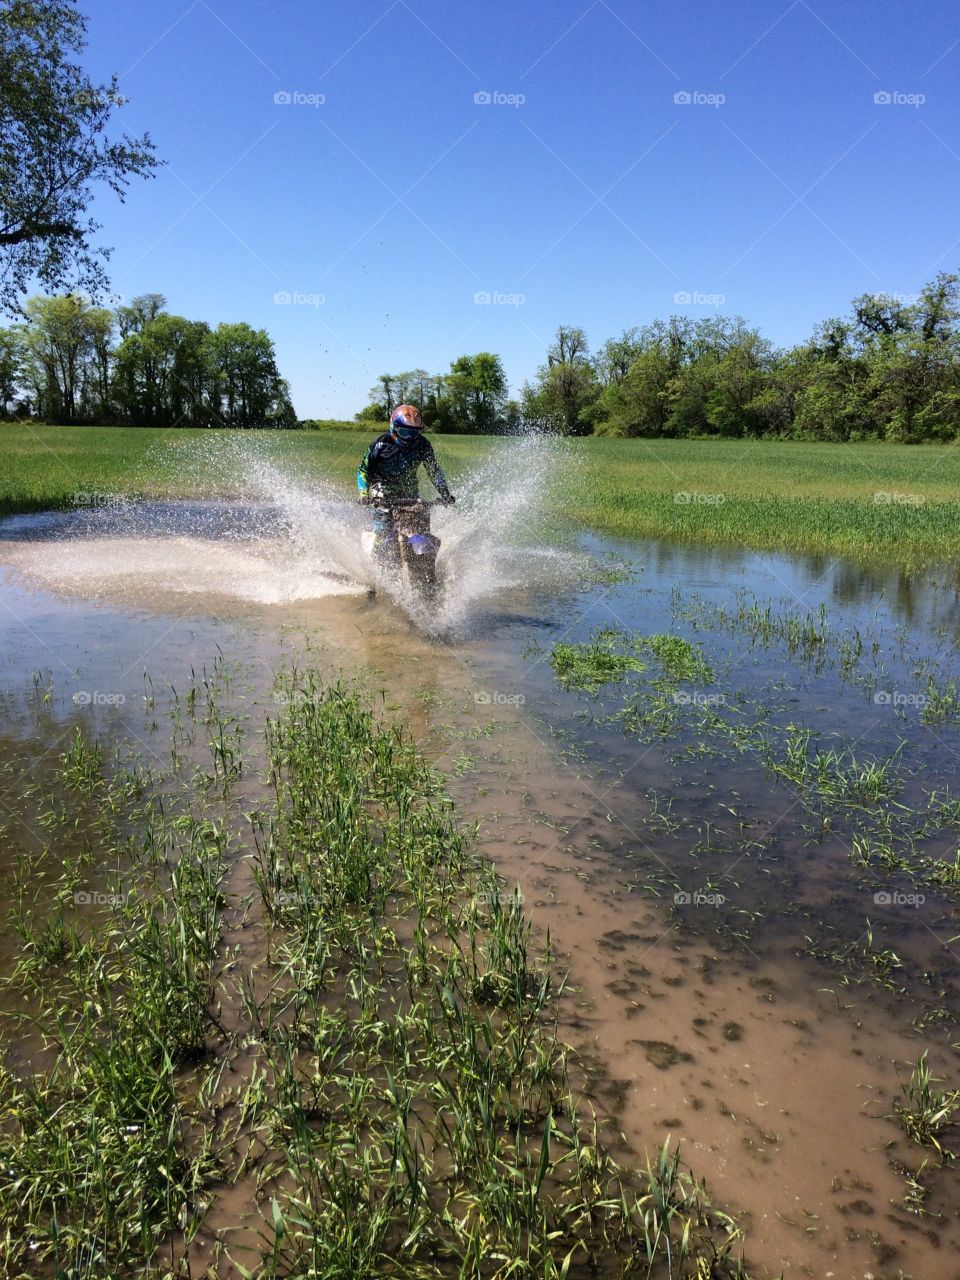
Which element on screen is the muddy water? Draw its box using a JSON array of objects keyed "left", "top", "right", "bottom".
[{"left": 1, "top": 502, "right": 959, "bottom": 1279}]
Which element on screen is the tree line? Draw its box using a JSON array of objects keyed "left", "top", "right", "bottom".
[
  {"left": 0, "top": 293, "right": 296, "bottom": 427},
  {"left": 364, "top": 272, "right": 960, "bottom": 442}
]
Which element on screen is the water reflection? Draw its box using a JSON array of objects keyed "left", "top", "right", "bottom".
[{"left": 583, "top": 532, "right": 960, "bottom": 641}]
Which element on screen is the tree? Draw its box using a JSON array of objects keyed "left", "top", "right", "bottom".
[
  {"left": 353, "top": 273, "right": 960, "bottom": 443},
  {"left": 364, "top": 357, "right": 508, "bottom": 432},
  {"left": 266, "top": 377, "right": 297, "bottom": 429},
  {"left": 206, "top": 322, "right": 288, "bottom": 428},
  {"left": 446, "top": 352, "right": 507, "bottom": 432},
  {"left": 747, "top": 345, "right": 812, "bottom": 439},
  {"left": 547, "top": 325, "right": 589, "bottom": 368},
  {"left": 83, "top": 302, "right": 113, "bottom": 418},
  {"left": 113, "top": 312, "right": 211, "bottom": 427},
  {"left": 525, "top": 325, "right": 599, "bottom": 433},
  {"left": 596, "top": 343, "right": 673, "bottom": 437},
  {"left": 703, "top": 329, "right": 773, "bottom": 437},
  {"left": 0, "top": 0, "right": 160, "bottom": 313},
  {"left": 355, "top": 402, "right": 385, "bottom": 423},
  {"left": 594, "top": 328, "right": 642, "bottom": 386},
  {"left": 523, "top": 362, "right": 598, "bottom": 434},
  {"left": 0, "top": 325, "right": 19, "bottom": 415},
  {"left": 16, "top": 292, "right": 109, "bottom": 421},
  {"left": 116, "top": 292, "right": 166, "bottom": 338}
]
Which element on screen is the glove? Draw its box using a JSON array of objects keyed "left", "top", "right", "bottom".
[
  {"left": 440, "top": 492, "right": 456, "bottom": 505},
  {"left": 357, "top": 494, "right": 372, "bottom": 506}
]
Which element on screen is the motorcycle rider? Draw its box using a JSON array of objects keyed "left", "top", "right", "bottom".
[{"left": 357, "top": 404, "right": 455, "bottom": 566}]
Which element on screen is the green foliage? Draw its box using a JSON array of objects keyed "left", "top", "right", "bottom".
[
  {"left": 302, "top": 417, "right": 371, "bottom": 430},
  {"left": 895, "top": 1051, "right": 960, "bottom": 1158},
  {"left": 366, "top": 275, "right": 960, "bottom": 443},
  {"left": 364, "top": 353, "right": 509, "bottom": 433},
  {"left": 551, "top": 636, "right": 647, "bottom": 690},
  {"left": 550, "top": 629, "right": 714, "bottom": 692},
  {"left": 0, "top": 325, "right": 20, "bottom": 413},
  {"left": 443, "top": 350, "right": 507, "bottom": 432},
  {"left": 644, "top": 634, "right": 714, "bottom": 684},
  {"left": 15, "top": 293, "right": 114, "bottom": 422},
  {"left": 11, "top": 292, "right": 296, "bottom": 427},
  {"left": 0, "top": 662, "right": 757, "bottom": 1277},
  {"left": 593, "top": 276, "right": 960, "bottom": 442},
  {"left": 250, "top": 672, "right": 753, "bottom": 1278},
  {"left": 523, "top": 325, "right": 598, "bottom": 435},
  {"left": 0, "top": 0, "right": 160, "bottom": 313}
]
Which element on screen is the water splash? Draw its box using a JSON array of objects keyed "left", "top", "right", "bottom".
[
  {"left": 0, "top": 432, "right": 589, "bottom": 634},
  {"left": 226, "top": 431, "right": 586, "bottom": 635}
]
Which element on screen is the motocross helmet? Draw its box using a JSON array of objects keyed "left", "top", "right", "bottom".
[{"left": 389, "top": 404, "right": 423, "bottom": 441}]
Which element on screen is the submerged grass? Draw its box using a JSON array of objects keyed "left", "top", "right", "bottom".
[
  {"left": 544, "top": 610, "right": 960, "bottom": 977},
  {"left": 895, "top": 1051, "right": 960, "bottom": 1159},
  {"left": 549, "top": 629, "right": 712, "bottom": 693},
  {"left": 0, "top": 664, "right": 753, "bottom": 1279},
  {"left": 242, "top": 672, "right": 751, "bottom": 1278},
  {"left": 2, "top": 814, "right": 227, "bottom": 1275},
  {"left": 1, "top": 425, "right": 959, "bottom": 567}
]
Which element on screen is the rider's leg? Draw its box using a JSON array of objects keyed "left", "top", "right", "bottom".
[{"left": 372, "top": 508, "right": 400, "bottom": 570}]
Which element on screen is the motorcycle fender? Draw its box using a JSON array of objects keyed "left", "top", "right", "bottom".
[{"left": 405, "top": 534, "right": 440, "bottom": 556}]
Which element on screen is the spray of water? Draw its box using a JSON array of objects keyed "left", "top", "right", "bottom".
[
  {"left": 222, "top": 431, "right": 586, "bottom": 636},
  {"left": 0, "top": 432, "right": 590, "bottom": 634}
]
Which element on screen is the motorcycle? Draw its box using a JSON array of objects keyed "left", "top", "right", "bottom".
[{"left": 360, "top": 496, "right": 445, "bottom": 604}]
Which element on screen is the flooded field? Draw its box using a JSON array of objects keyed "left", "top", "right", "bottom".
[{"left": 1, "top": 477, "right": 958, "bottom": 1279}]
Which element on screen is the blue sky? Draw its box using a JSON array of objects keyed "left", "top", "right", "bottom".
[{"left": 81, "top": 0, "right": 960, "bottom": 417}]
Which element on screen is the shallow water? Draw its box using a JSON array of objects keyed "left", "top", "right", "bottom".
[{"left": 1, "top": 487, "right": 959, "bottom": 1279}]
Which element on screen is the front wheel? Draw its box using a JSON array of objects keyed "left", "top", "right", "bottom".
[{"left": 402, "top": 544, "right": 439, "bottom": 605}]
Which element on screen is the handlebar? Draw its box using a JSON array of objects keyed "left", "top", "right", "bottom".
[{"left": 360, "top": 495, "right": 453, "bottom": 508}]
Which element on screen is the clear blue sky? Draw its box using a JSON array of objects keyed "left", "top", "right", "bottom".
[{"left": 81, "top": 0, "right": 960, "bottom": 418}]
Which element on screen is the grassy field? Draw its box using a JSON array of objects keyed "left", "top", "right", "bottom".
[{"left": 2, "top": 423, "right": 959, "bottom": 568}]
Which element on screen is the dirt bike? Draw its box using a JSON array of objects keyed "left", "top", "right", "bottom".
[{"left": 360, "top": 496, "right": 448, "bottom": 604}]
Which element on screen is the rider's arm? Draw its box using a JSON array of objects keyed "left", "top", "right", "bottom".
[
  {"left": 357, "top": 444, "right": 374, "bottom": 496},
  {"left": 419, "top": 437, "right": 454, "bottom": 500}
]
